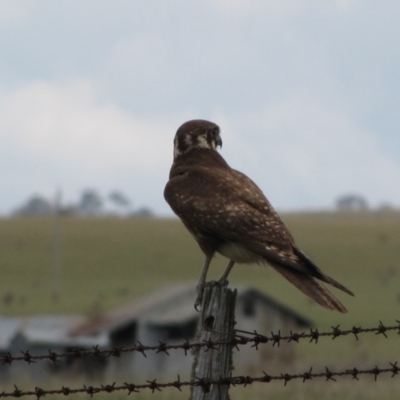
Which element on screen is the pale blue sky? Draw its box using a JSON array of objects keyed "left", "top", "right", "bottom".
[{"left": 1, "top": 1, "right": 399, "bottom": 215}]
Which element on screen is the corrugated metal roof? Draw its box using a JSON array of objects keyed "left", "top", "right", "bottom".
[
  {"left": 70, "top": 283, "right": 312, "bottom": 336},
  {"left": 70, "top": 282, "right": 197, "bottom": 336},
  {"left": 118, "top": 282, "right": 197, "bottom": 325},
  {"left": 0, "top": 285, "right": 312, "bottom": 352},
  {"left": 236, "top": 288, "right": 312, "bottom": 327},
  {"left": 20, "top": 315, "right": 109, "bottom": 347},
  {"left": 0, "top": 315, "right": 109, "bottom": 349},
  {"left": 0, "top": 316, "right": 21, "bottom": 349}
]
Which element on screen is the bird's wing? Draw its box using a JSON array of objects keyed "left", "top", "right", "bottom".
[
  {"left": 165, "top": 163, "right": 353, "bottom": 297},
  {"left": 227, "top": 169, "right": 353, "bottom": 295},
  {"left": 166, "top": 165, "right": 307, "bottom": 270}
]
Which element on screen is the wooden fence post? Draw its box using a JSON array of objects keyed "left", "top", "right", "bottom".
[{"left": 190, "top": 284, "right": 237, "bottom": 400}]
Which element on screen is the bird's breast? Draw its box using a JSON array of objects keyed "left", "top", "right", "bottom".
[{"left": 217, "top": 241, "right": 264, "bottom": 264}]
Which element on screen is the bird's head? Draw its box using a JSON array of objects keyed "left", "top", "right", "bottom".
[{"left": 173, "top": 119, "right": 222, "bottom": 159}]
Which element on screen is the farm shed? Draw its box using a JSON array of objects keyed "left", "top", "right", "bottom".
[
  {"left": 71, "top": 283, "right": 312, "bottom": 381},
  {"left": 0, "top": 315, "right": 108, "bottom": 382}
]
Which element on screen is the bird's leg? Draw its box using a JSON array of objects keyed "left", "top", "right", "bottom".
[
  {"left": 194, "top": 255, "right": 212, "bottom": 311},
  {"left": 218, "top": 260, "right": 235, "bottom": 286}
]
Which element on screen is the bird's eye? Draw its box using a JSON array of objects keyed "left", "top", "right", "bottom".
[
  {"left": 208, "top": 127, "right": 219, "bottom": 138},
  {"left": 207, "top": 127, "right": 222, "bottom": 149}
]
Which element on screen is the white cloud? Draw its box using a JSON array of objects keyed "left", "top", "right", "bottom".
[
  {"left": 0, "top": 80, "right": 180, "bottom": 213},
  {"left": 1, "top": 80, "right": 398, "bottom": 215},
  {"left": 0, "top": 1, "right": 25, "bottom": 26},
  {"left": 209, "top": 0, "right": 301, "bottom": 15},
  {"left": 1, "top": 80, "right": 173, "bottom": 171},
  {"left": 209, "top": 0, "right": 359, "bottom": 15},
  {"left": 215, "top": 95, "right": 400, "bottom": 210},
  {"left": 0, "top": 1, "right": 399, "bottom": 214}
]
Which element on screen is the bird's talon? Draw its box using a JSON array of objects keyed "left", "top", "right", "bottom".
[
  {"left": 194, "top": 294, "right": 203, "bottom": 312},
  {"left": 194, "top": 284, "right": 205, "bottom": 311}
]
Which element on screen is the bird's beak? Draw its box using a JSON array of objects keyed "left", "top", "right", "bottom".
[{"left": 215, "top": 134, "right": 222, "bottom": 149}]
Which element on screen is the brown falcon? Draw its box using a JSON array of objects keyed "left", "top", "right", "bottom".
[{"left": 164, "top": 119, "right": 354, "bottom": 312}]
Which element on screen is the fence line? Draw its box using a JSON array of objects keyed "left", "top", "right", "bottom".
[
  {"left": 0, "top": 362, "right": 399, "bottom": 398},
  {"left": 1, "top": 320, "right": 399, "bottom": 366}
]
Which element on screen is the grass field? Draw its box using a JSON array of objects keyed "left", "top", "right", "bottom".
[{"left": 1, "top": 211, "right": 400, "bottom": 398}]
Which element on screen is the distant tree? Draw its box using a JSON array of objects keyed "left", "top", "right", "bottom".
[
  {"left": 132, "top": 207, "right": 154, "bottom": 217},
  {"left": 378, "top": 202, "right": 394, "bottom": 211},
  {"left": 79, "top": 189, "right": 103, "bottom": 216},
  {"left": 13, "top": 195, "right": 54, "bottom": 216},
  {"left": 336, "top": 194, "right": 368, "bottom": 211},
  {"left": 59, "top": 204, "right": 79, "bottom": 216},
  {"left": 108, "top": 191, "right": 131, "bottom": 209}
]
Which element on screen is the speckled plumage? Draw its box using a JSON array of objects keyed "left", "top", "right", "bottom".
[{"left": 164, "top": 120, "right": 353, "bottom": 312}]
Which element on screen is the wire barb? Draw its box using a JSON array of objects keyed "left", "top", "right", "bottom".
[
  {"left": 0, "top": 362, "right": 399, "bottom": 397},
  {"left": 1, "top": 321, "right": 400, "bottom": 366}
]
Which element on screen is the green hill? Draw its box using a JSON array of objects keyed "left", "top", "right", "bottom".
[{"left": 1, "top": 212, "right": 399, "bottom": 325}]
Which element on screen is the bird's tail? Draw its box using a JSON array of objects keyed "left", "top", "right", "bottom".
[{"left": 271, "top": 264, "right": 348, "bottom": 313}]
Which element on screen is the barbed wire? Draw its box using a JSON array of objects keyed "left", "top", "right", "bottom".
[
  {"left": 1, "top": 320, "right": 399, "bottom": 366},
  {"left": 1, "top": 362, "right": 399, "bottom": 398}
]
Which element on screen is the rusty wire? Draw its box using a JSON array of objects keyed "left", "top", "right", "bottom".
[
  {"left": 1, "top": 320, "right": 399, "bottom": 366},
  {"left": 0, "top": 362, "right": 400, "bottom": 398}
]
